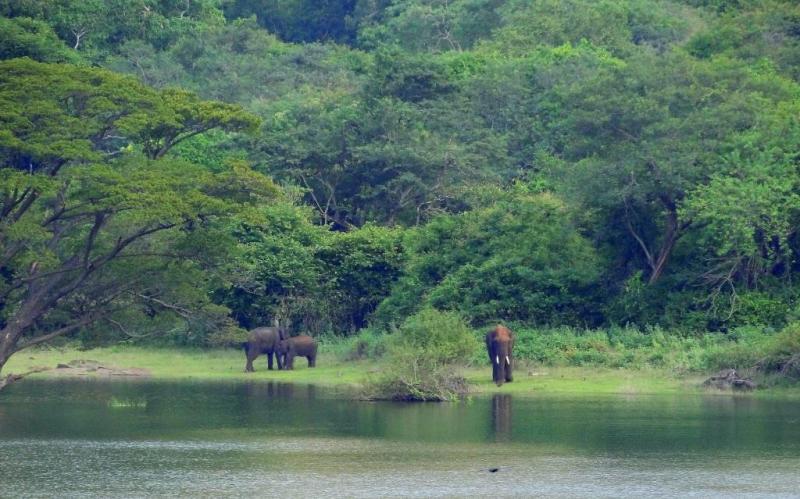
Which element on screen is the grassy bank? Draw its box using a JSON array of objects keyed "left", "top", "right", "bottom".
[
  {"left": 0, "top": 344, "right": 730, "bottom": 397},
  {"left": 5, "top": 322, "right": 798, "bottom": 397},
  {"left": 465, "top": 365, "right": 701, "bottom": 395},
  {"left": 4, "top": 346, "right": 371, "bottom": 387}
]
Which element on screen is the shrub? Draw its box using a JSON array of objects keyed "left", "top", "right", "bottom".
[
  {"left": 365, "top": 308, "right": 477, "bottom": 401},
  {"left": 755, "top": 323, "right": 800, "bottom": 382},
  {"left": 340, "top": 328, "right": 389, "bottom": 361},
  {"left": 391, "top": 308, "right": 479, "bottom": 364},
  {"left": 364, "top": 346, "right": 469, "bottom": 401},
  {"left": 374, "top": 191, "right": 602, "bottom": 328}
]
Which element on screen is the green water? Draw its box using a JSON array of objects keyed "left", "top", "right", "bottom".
[{"left": 1, "top": 379, "right": 799, "bottom": 497}]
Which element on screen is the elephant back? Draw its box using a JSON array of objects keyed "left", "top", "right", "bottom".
[
  {"left": 287, "top": 335, "right": 317, "bottom": 354},
  {"left": 248, "top": 326, "right": 284, "bottom": 347}
]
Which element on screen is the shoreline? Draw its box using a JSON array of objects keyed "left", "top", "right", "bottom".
[{"left": 3, "top": 346, "right": 797, "bottom": 399}]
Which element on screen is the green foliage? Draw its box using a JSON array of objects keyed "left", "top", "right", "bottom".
[
  {"left": 0, "top": 59, "right": 271, "bottom": 371},
  {"left": 756, "top": 323, "right": 800, "bottom": 381},
  {"left": 1, "top": 0, "right": 225, "bottom": 57},
  {"left": 3, "top": 0, "right": 800, "bottom": 364},
  {"left": 340, "top": 327, "right": 388, "bottom": 360},
  {"left": 0, "top": 16, "right": 79, "bottom": 62},
  {"left": 686, "top": 1, "right": 800, "bottom": 80},
  {"left": 376, "top": 189, "right": 601, "bottom": 326},
  {"left": 216, "top": 203, "right": 403, "bottom": 334},
  {"left": 365, "top": 308, "right": 476, "bottom": 401},
  {"left": 217, "top": 199, "right": 329, "bottom": 330},
  {"left": 224, "top": 0, "right": 359, "bottom": 44},
  {"left": 368, "top": 47, "right": 456, "bottom": 102},
  {"left": 391, "top": 307, "right": 479, "bottom": 364},
  {"left": 317, "top": 224, "right": 405, "bottom": 330},
  {"left": 365, "top": 352, "right": 470, "bottom": 401},
  {"left": 358, "top": 0, "right": 505, "bottom": 52}
]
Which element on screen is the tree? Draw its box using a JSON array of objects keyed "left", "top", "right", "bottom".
[
  {"left": 0, "top": 16, "right": 79, "bottom": 62},
  {"left": 256, "top": 88, "right": 487, "bottom": 228},
  {"left": 374, "top": 186, "right": 601, "bottom": 326},
  {"left": 357, "top": 0, "right": 505, "bottom": 52},
  {"left": 682, "top": 100, "right": 800, "bottom": 305},
  {"left": 0, "top": 59, "right": 272, "bottom": 383},
  {"left": 547, "top": 51, "right": 797, "bottom": 284},
  {"left": 223, "top": 0, "right": 359, "bottom": 44},
  {"left": 317, "top": 224, "right": 404, "bottom": 331},
  {"left": 132, "top": 87, "right": 259, "bottom": 160},
  {"left": 218, "top": 203, "right": 404, "bottom": 334}
]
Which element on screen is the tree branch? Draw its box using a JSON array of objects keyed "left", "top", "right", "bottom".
[
  {"left": 12, "top": 316, "right": 97, "bottom": 354},
  {"left": 133, "top": 293, "right": 193, "bottom": 319},
  {"left": 624, "top": 198, "right": 655, "bottom": 270}
]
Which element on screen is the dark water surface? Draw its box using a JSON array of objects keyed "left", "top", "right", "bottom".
[{"left": 1, "top": 379, "right": 799, "bottom": 497}]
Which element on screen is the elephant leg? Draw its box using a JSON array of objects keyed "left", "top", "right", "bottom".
[
  {"left": 505, "top": 359, "right": 513, "bottom": 382},
  {"left": 491, "top": 359, "right": 499, "bottom": 383},
  {"left": 276, "top": 351, "right": 283, "bottom": 370},
  {"left": 267, "top": 351, "right": 274, "bottom": 370},
  {"left": 245, "top": 353, "right": 257, "bottom": 372},
  {"left": 309, "top": 355, "right": 316, "bottom": 368}
]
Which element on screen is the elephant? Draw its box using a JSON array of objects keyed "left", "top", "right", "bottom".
[
  {"left": 242, "top": 326, "right": 288, "bottom": 372},
  {"left": 486, "top": 325, "right": 514, "bottom": 386},
  {"left": 277, "top": 335, "right": 318, "bottom": 370}
]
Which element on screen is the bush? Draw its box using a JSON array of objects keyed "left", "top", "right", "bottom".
[
  {"left": 391, "top": 308, "right": 479, "bottom": 364},
  {"left": 364, "top": 347, "right": 469, "bottom": 401},
  {"left": 340, "top": 328, "right": 389, "bottom": 361},
  {"left": 364, "top": 308, "right": 477, "bottom": 401},
  {"left": 480, "top": 325, "right": 776, "bottom": 372},
  {"left": 755, "top": 323, "right": 800, "bottom": 382},
  {"left": 374, "top": 191, "right": 601, "bottom": 328}
]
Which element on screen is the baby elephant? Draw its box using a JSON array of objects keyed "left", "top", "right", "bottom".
[{"left": 277, "top": 335, "right": 318, "bottom": 370}]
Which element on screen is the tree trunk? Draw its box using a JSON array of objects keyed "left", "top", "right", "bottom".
[
  {"left": 0, "top": 321, "right": 24, "bottom": 381},
  {"left": 625, "top": 195, "right": 687, "bottom": 285},
  {"left": 647, "top": 206, "right": 680, "bottom": 284}
]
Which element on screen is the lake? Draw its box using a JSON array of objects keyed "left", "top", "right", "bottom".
[{"left": 1, "top": 379, "right": 799, "bottom": 497}]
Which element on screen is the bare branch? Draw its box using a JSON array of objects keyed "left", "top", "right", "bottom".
[
  {"left": 624, "top": 198, "right": 655, "bottom": 270},
  {"left": 133, "top": 293, "right": 193, "bottom": 319},
  {"left": 13, "top": 316, "right": 97, "bottom": 353}
]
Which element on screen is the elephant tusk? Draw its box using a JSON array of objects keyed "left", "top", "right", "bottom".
[
  {"left": 495, "top": 356, "right": 499, "bottom": 365},
  {"left": 506, "top": 356, "right": 510, "bottom": 365}
]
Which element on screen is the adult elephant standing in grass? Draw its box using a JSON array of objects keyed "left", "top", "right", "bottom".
[
  {"left": 486, "top": 325, "right": 514, "bottom": 386},
  {"left": 242, "top": 326, "right": 288, "bottom": 372},
  {"left": 277, "top": 335, "right": 318, "bottom": 370}
]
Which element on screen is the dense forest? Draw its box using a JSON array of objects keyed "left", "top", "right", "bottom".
[{"left": 1, "top": 0, "right": 799, "bottom": 374}]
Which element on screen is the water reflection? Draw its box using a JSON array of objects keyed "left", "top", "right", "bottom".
[
  {"left": 2, "top": 380, "right": 800, "bottom": 497},
  {"left": 491, "top": 394, "right": 512, "bottom": 442},
  {"left": 2, "top": 379, "right": 800, "bottom": 452}
]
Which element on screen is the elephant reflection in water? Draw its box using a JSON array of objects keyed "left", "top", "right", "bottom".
[{"left": 491, "top": 394, "right": 513, "bottom": 442}]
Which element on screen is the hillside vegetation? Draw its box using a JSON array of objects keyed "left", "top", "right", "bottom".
[{"left": 1, "top": 1, "right": 799, "bottom": 388}]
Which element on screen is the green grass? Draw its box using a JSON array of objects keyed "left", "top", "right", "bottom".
[
  {"left": 0, "top": 344, "right": 715, "bottom": 397},
  {"left": 464, "top": 365, "right": 701, "bottom": 395},
  {"left": 5, "top": 345, "right": 373, "bottom": 387},
  {"left": 6, "top": 340, "right": 798, "bottom": 398}
]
